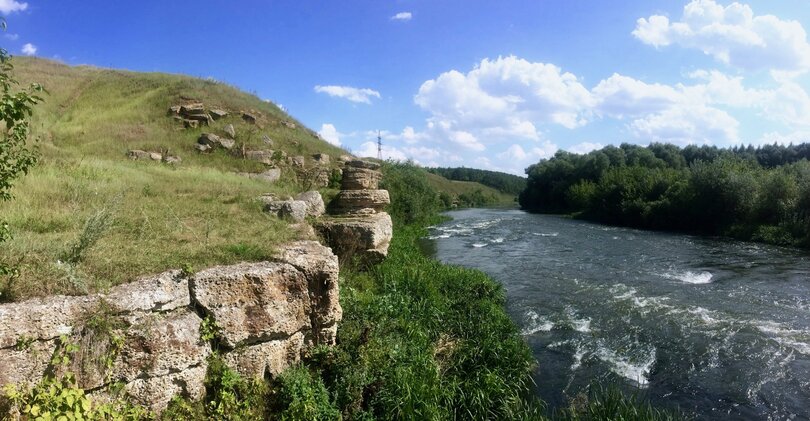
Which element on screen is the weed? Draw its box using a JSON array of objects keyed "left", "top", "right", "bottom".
[{"left": 60, "top": 198, "right": 119, "bottom": 265}]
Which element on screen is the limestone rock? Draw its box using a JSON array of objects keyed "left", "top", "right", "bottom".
[
  {"left": 316, "top": 212, "right": 393, "bottom": 264},
  {"left": 198, "top": 133, "right": 235, "bottom": 150},
  {"left": 149, "top": 152, "right": 163, "bottom": 161},
  {"left": 127, "top": 150, "right": 151, "bottom": 160},
  {"left": 185, "top": 113, "right": 212, "bottom": 126},
  {"left": 246, "top": 150, "right": 275, "bottom": 165},
  {"left": 104, "top": 270, "right": 189, "bottom": 314},
  {"left": 339, "top": 155, "right": 354, "bottom": 163},
  {"left": 240, "top": 168, "right": 281, "bottom": 183},
  {"left": 242, "top": 112, "right": 258, "bottom": 124},
  {"left": 283, "top": 121, "right": 296, "bottom": 129},
  {"left": 295, "top": 191, "right": 325, "bottom": 218},
  {"left": 262, "top": 134, "right": 274, "bottom": 146},
  {"left": 312, "top": 153, "right": 330, "bottom": 165},
  {"left": 164, "top": 155, "right": 182, "bottom": 164},
  {"left": 280, "top": 201, "right": 308, "bottom": 222},
  {"left": 180, "top": 103, "right": 205, "bottom": 115},
  {"left": 168, "top": 105, "right": 181, "bottom": 115},
  {"left": 195, "top": 143, "right": 211, "bottom": 153},
  {"left": 289, "top": 155, "right": 306, "bottom": 168},
  {"left": 223, "top": 332, "right": 304, "bottom": 379},
  {"left": 331, "top": 189, "right": 390, "bottom": 215},
  {"left": 224, "top": 123, "right": 236, "bottom": 138},
  {"left": 0, "top": 295, "right": 97, "bottom": 349},
  {"left": 274, "top": 241, "right": 341, "bottom": 336},
  {"left": 183, "top": 119, "right": 199, "bottom": 129},
  {"left": 115, "top": 310, "right": 209, "bottom": 382},
  {"left": 124, "top": 365, "right": 207, "bottom": 414},
  {"left": 0, "top": 341, "right": 57, "bottom": 389},
  {"left": 190, "top": 262, "right": 312, "bottom": 349},
  {"left": 346, "top": 159, "right": 381, "bottom": 170},
  {"left": 218, "top": 137, "right": 236, "bottom": 150},
  {"left": 342, "top": 167, "right": 382, "bottom": 190},
  {"left": 210, "top": 109, "right": 228, "bottom": 120}
]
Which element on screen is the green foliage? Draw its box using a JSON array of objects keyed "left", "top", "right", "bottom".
[
  {"left": 60, "top": 200, "right": 118, "bottom": 265},
  {"left": 556, "top": 385, "right": 682, "bottom": 421},
  {"left": 199, "top": 316, "right": 221, "bottom": 343},
  {"left": 381, "top": 161, "right": 443, "bottom": 226},
  {"left": 520, "top": 142, "right": 810, "bottom": 247},
  {"left": 269, "top": 366, "right": 340, "bottom": 421},
  {"left": 315, "top": 225, "right": 544, "bottom": 419},
  {"left": 3, "top": 373, "right": 149, "bottom": 421}
]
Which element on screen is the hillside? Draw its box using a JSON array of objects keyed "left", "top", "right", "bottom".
[
  {"left": 426, "top": 167, "right": 527, "bottom": 196},
  {"left": 425, "top": 172, "right": 515, "bottom": 207},
  {"left": 0, "top": 58, "right": 505, "bottom": 301}
]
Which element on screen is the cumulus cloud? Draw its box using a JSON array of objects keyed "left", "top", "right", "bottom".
[
  {"left": 391, "top": 12, "right": 412, "bottom": 22},
  {"left": 314, "top": 85, "right": 381, "bottom": 104},
  {"left": 21, "top": 43, "right": 36, "bottom": 56},
  {"left": 568, "top": 142, "right": 605, "bottom": 154},
  {"left": 633, "top": 0, "right": 810, "bottom": 74},
  {"left": 0, "top": 0, "right": 27, "bottom": 14},
  {"left": 318, "top": 123, "right": 342, "bottom": 146},
  {"left": 415, "top": 56, "right": 593, "bottom": 137}
]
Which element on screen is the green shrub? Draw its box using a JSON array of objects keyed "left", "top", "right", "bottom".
[
  {"left": 270, "top": 366, "right": 340, "bottom": 421},
  {"left": 381, "top": 161, "right": 442, "bottom": 226}
]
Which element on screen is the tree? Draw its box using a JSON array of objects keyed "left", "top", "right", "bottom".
[{"left": 0, "top": 21, "right": 45, "bottom": 300}]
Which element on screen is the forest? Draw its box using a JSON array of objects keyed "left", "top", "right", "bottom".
[{"left": 519, "top": 143, "right": 810, "bottom": 247}]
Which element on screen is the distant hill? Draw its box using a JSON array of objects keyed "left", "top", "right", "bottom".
[{"left": 426, "top": 167, "right": 527, "bottom": 196}]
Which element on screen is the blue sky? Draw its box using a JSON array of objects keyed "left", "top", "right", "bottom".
[{"left": 4, "top": 0, "right": 810, "bottom": 174}]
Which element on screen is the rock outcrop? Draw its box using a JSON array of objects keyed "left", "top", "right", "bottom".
[
  {"left": 316, "top": 160, "right": 393, "bottom": 264},
  {"left": 0, "top": 242, "right": 340, "bottom": 414}
]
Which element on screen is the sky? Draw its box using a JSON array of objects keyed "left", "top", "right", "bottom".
[{"left": 3, "top": 0, "right": 810, "bottom": 175}]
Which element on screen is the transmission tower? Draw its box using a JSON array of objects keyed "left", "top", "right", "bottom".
[{"left": 377, "top": 130, "right": 383, "bottom": 160}]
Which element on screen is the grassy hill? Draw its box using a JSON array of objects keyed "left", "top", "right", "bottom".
[
  {"left": 425, "top": 172, "right": 516, "bottom": 206},
  {"left": 0, "top": 57, "right": 505, "bottom": 302}
]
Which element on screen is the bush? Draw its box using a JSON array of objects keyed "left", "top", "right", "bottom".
[{"left": 381, "top": 161, "right": 442, "bottom": 226}]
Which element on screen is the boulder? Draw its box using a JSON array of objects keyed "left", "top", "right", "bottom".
[
  {"left": 184, "top": 113, "right": 212, "bottom": 126},
  {"left": 149, "top": 152, "right": 163, "bottom": 161},
  {"left": 283, "top": 121, "right": 296, "bottom": 129},
  {"left": 223, "top": 332, "right": 304, "bottom": 379},
  {"left": 168, "top": 105, "right": 181, "bottom": 115},
  {"left": 316, "top": 212, "right": 393, "bottom": 264},
  {"left": 183, "top": 119, "right": 199, "bottom": 129},
  {"left": 224, "top": 123, "right": 236, "bottom": 138},
  {"left": 330, "top": 189, "right": 390, "bottom": 215},
  {"left": 262, "top": 134, "right": 274, "bottom": 146},
  {"left": 127, "top": 150, "right": 151, "bottom": 160},
  {"left": 209, "top": 109, "right": 228, "bottom": 120},
  {"left": 195, "top": 143, "right": 211, "bottom": 153},
  {"left": 339, "top": 155, "right": 354, "bottom": 163},
  {"left": 198, "top": 133, "right": 234, "bottom": 150},
  {"left": 164, "top": 155, "right": 182, "bottom": 164},
  {"left": 279, "top": 201, "right": 308, "bottom": 222},
  {"left": 245, "top": 150, "right": 275, "bottom": 165},
  {"left": 242, "top": 112, "right": 258, "bottom": 124},
  {"left": 190, "top": 262, "right": 311, "bottom": 349},
  {"left": 295, "top": 191, "right": 325, "bottom": 218},
  {"left": 240, "top": 168, "right": 281, "bottom": 183},
  {"left": 124, "top": 366, "right": 207, "bottom": 414},
  {"left": 312, "top": 153, "right": 330, "bottom": 165},
  {"left": 218, "top": 137, "right": 236, "bottom": 150},
  {"left": 179, "top": 103, "right": 205, "bottom": 115},
  {"left": 289, "top": 155, "right": 306, "bottom": 168},
  {"left": 346, "top": 159, "right": 381, "bottom": 170},
  {"left": 341, "top": 167, "right": 382, "bottom": 190}
]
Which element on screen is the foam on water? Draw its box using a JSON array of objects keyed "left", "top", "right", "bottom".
[
  {"left": 472, "top": 243, "right": 488, "bottom": 248},
  {"left": 492, "top": 237, "right": 505, "bottom": 243},
  {"left": 533, "top": 232, "right": 559, "bottom": 237},
  {"left": 595, "top": 344, "right": 656, "bottom": 387},
  {"left": 663, "top": 270, "right": 714, "bottom": 284},
  {"left": 522, "top": 310, "right": 554, "bottom": 335},
  {"left": 756, "top": 321, "right": 810, "bottom": 355},
  {"left": 565, "top": 307, "right": 592, "bottom": 333}
]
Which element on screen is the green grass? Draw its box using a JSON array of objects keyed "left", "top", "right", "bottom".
[
  {"left": 0, "top": 57, "right": 354, "bottom": 301},
  {"left": 425, "top": 172, "right": 516, "bottom": 206}
]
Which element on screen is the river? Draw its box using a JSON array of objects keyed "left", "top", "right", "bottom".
[{"left": 424, "top": 208, "right": 810, "bottom": 420}]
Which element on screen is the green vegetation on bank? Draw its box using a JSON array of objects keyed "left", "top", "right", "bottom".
[{"left": 520, "top": 143, "right": 810, "bottom": 247}]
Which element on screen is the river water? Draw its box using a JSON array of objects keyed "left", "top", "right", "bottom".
[{"left": 425, "top": 208, "right": 810, "bottom": 420}]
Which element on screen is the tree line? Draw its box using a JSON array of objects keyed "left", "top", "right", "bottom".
[
  {"left": 427, "top": 167, "right": 527, "bottom": 196},
  {"left": 519, "top": 142, "right": 810, "bottom": 247}
]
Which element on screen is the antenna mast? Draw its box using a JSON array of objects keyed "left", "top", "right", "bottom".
[{"left": 377, "top": 130, "right": 383, "bottom": 160}]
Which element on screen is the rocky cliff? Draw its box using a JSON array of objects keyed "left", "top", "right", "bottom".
[{"left": 0, "top": 241, "right": 339, "bottom": 413}]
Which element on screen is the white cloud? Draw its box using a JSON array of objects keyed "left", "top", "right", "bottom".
[
  {"left": 415, "top": 56, "right": 593, "bottom": 136},
  {"left": 391, "top": 12, "right": 412, "bottom": 22},
  {"left": 4, "top": 33, "right": 18, "bottom": 40},
  {"left": 355, "top": 141, "right": 408, "bottom": 161},
  {"left": 314, "top": 85, "right": 381, "bottom": 104},
  {"left": 21, "top": 43, "right": 36, "bottom": 56},
  {"left": 629, "top": 105, "right": 739, "bottom": 145},
  {"left": 633, "top": 0, "right": 810, "bottom": 74},
  {"left": 318, "top": 123, "right": 342, "bottom": 146},
  {"left": 568, "top": 142, "right": 605, "bottom": 154},
  {"left": 757, "top": 130, "right": 810, "bottom": 145},
  {"left": 0, "top": 0, "right": 27, "bottom": 14}
]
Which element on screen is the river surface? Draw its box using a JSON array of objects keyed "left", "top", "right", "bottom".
[{"left": 425, "top": 208, "right": 810, "bottom": 420}]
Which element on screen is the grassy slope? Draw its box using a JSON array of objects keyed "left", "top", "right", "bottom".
[
  {"left": 0, "top": 58, "right": 513, "bottom": 301},
  {"left": 0, "top": 57, "right": 348, "bottom": 301},
  {"left": 425, "top": 172, "right": 516, "bottom": 205}
]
